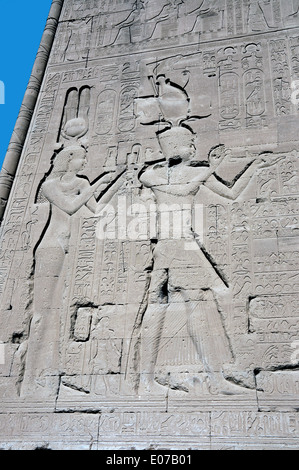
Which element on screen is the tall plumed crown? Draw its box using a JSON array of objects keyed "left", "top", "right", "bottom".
[{"left": 136, "top": 75, "right": 194, "bottom": 127}]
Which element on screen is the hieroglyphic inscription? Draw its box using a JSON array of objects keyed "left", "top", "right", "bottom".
[
  {"left": 72, "top": 218, "right": 98, "bottom": 304},
  {"left": 28, "top": 73, "right": 61, "bottom": 153},
  {"left": 270, "top": 39, "right": 292, "bottom": 116}
]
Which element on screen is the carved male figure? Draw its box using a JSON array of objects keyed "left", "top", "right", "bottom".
[
  {"left": 248, "top": 0, "right": 276, "bottom": 31},
  {"left": 186, "top": 0, "right": 225, "bottom": 33},
  {"left": 136, "top": 126, "right": 279, "bottom": 394}
]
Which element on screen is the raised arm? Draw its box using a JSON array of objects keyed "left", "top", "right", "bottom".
[
  {"left": 204, "top": 162, "right": 256, "bottom": 200},
  {"left": 204, "top": 155, "right": 284, "bottom": 200},
  {"left": 139, "top": 164, "right": 166, "bottom": 188},
  {"left": 42, "top": 176, "right": 109, "bottom": 216},
  {"left": 91, "top": 169, "right": 127, "bottom": 213}
]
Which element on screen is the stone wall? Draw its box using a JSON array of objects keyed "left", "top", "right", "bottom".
[{"left": 0, "top": 0, "right": 299, "bottom": 450}]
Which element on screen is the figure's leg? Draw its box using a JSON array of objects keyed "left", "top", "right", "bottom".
[
  {"left": 185, "top": 14, "right": 201, "bottom": 34},
  {"left": 145, "top": 18, "right": 169, "bottom": 40},
  {"left": 107, "top": 25, "right": 128, "bottom": 46},
  {"left": 106, "top": 26, "right": 121, "bottom": 46},
  {"left": 139, "top": 268, "right": 169, "bottom": 392},
  {"left": 145, "top": 21, "right": 159, "bottom": 40},
  {"left": 186, "top": 289, "right": 232, "bottom": 368},
  {"left": 21, "top": 246, "right": 65, "bottom": 398},
  {"left": 183, "top": 288, "right": 245, "bottom": 394}
]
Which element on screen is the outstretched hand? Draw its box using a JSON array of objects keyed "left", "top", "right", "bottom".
[
  {"left": 94, "top": 168, "right": 125, "bottom": 188},
  {"left": 256, "top": 154, "right": 285, "bottom": 169},
  {"left": 125, "top": 163, "right": 142, "bottom": 183}
]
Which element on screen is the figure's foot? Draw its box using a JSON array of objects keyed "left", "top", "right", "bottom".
[
  {"left": 154, "top": 372, "right": 189, "bottom": 393},
  {"left": 206, "top": 372, "right": 256, "bottom": 396},
  {"left": 222, "top": 363, "right": 256, "bottom": 390},
  {"left": 60, "top": 376, "right": 90, "bottom": 394},
  {"left": 138, "top": 375, "right": 167, "bottom": 396},
  {"left": 21, "top": 374, "right": 60, "bottom": 399}
]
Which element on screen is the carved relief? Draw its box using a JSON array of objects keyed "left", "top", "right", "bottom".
[
  {"left": 118, "top": 84, "right": 139, "bottom": 132},
  {"left": 184, "top": 0, "right": 226, "bottom": 34},
  {"left": 58, "top": 87, "right": 91, "bottom": 145},
  {"left": 1, "top": 0, "right": 299, "bottom": 450},
  {"left": 219, "top": 71, "right": 241, "bottom": 130},
  {"left": 242, "top": 44, "right": 266, "bottom": 128},
  {"left": 247, "top": 0, "right": 278, "bottom": 32},
  {"left": 3, "top": 55, "right": 297, "bottom": 406},
  {"left": 65, "top": 19, "right": 93, "bottom": 62},
  {"left": 20, "top": 139, "right": 125, "bottom": 397},
  {"left": 94, "top": 89, "right": 117, "bottom": 135},
  {"left": 129, "top": 73, "right": 287, "bottom": 396},
  {"left": 29, "top": 73, "right": 60, "bottom": 152},
  {"left": 270, "top": 39, "right": 292, "bottom": 116}
]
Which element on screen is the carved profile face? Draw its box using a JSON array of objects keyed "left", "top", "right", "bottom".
[
  {"left": 52, "top": 146, "right": 87, "bottom": 174},
  {"left": 67, "top": 147, "right": 87, "bottom": 173},
  {"left": 158, "top": 127, "right": 196, "bottom": 162}
]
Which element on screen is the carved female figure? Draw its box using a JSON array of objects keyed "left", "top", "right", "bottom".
[{"left": 21, "top": 145, "right": 122, "bottom": 397}]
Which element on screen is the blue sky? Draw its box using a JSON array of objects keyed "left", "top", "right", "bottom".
[{"left": 0, "top": 1, "right": 52, "bottom": 169}]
